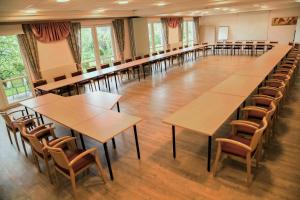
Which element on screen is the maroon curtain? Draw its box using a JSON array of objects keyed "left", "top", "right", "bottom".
[{"left": 30, "top": 22, "right": 70, "bottom": 43}]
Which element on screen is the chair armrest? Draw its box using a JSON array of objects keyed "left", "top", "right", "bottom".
[
  {"left": 68, "top": 147, "right": 97, "bottom": 167},
  {"left": 31, "top": 123, "right": 54, "bottom": 133},
  {"left": 230, "top": 120, "right": 260, "bottom": 129},
  {"left": 216, "top": 138, "right": 251, "bottom": 151},
  {"left": 47, "top": 136, "right": 72, "bottom": 146},
  {"left": 259, "top": 86, "right": 281, "bottom": 93},
  {"left": 33, "top": 127, "right": 55, "bottom": 138},
  {"left": 52, "top": 136, "right": 76, "bottom": 148},
  {"left": 241, "top": 106, "right": 268, "bottom": 113},
  {"left": 13, "top": 114, "right": 34, "bottom": 121},
  {"left": 7, "top": 109, "right": 25, "bottom": 116}
]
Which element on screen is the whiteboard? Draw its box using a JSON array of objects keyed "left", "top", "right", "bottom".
[{"left": 218, "top": 26, "right": 229, "bottom": 41}]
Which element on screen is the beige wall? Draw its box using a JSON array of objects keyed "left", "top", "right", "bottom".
[{"left": 199, "top": 7, "right": 300, "bottom": 43}]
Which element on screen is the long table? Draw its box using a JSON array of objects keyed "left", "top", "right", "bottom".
[
  {"left": 163, "top": 44, "right": 292, "bottom": 172},
  {"left": 36, "top": 44, "right": 207, "bottom": 94},
  {"left": 20, "top": 92, "right": 140, "bottom": 180}
]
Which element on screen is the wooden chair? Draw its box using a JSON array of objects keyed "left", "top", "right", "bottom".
[
  {"left": 0, "top": 109, "right": 36, "bottom": 154},
  {"left": 43, "top": 137, "right": 106, "bottom": 197},
  {"left": 215, "top": 41, "right": 224, "bottom": 55},
  {"left": 115, "top": 60, "right": 129, "bottom": 81},
  {"left": 255, "top": 41, "right": 266, "bottom": 55},
  {"left": 213, "top": 118, "right": 268, "bottom": 185},
  {"left": 267, "top": 41, "right": 278, "bottom": 50},
  {"left": 16, "top": 121, "right": 57, "bottom": 182},
  {"left": 244, "top": 41, "right": 253, "bottom": 55},
  {"left": 86, "top": 67, "right": 97, "bottom": 73},
  {"left": 53, "top": 75, "right": 72, "bottom": 96},
  {"left": 71, "top": 71, "right": 92, "bottom": 93},
  {"left": 33, "top": 79, "right": 47, "bottom": 96},
  {"left": 233, "top": 41, "right": 242, "bottom": 55},
  {"left": 223, "top": 41, "right": 232, "bottom": 55}
]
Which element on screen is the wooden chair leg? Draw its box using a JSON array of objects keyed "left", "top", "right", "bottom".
[
  {"left": 6, "top": 126, "right": 13, "bottom": 144},
  {"left": 212, "top": 143, "right": 222, "bottom": 177},
  {"left": 21, "top": 138, "right": 28, "bottom": 157},
  {"left": 246, "top": 154, "right": 252, "bottom": 186},
  {"left": 33, "top": 153, "right": 42, "bottom": 173},
  {"left": 44, "top": 158, "right": 53, "bottom": 184},
  {"left": 13, "top": 132, "right": 20, "bottom": 151},
  {"left": 95, "top": 156, "right": 106, "bottom": 183},
  {"left": 70, "top": 171, "right": 77, "bottom": 199}
]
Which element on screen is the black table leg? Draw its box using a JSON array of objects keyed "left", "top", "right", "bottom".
[
  {"left": 172, "top": 125, "right": 176, "bottom": 159},
  {"left": 70, "top": 129, "right": 77, "bottom": 146},
  {"left": 40, "top": 114, "right": 45, "bottom": 124},
  {"left": 75, "top": 83, "right": 79, "bottom": 94},
  {"left": 207, "top": 136, "right": 212, "bottom": 172},
  {"left": 34, "top": 111, "right": 41, "bottom": 125},
  {"left": 103, "top": 143, "right": 114, "bottom": 180},
  {"left": 112, "top": 138, "right": 116, "bottom": 149},
  {"left": 133, "top": 125, "right": 140, "bottom": 159},
  {"left": 25, "top": 107, "right": 29, "bottom": 115},
  {"left": 143, "top": 65, "right": 146, "bottom": 79},
  {"left": 114, "top": 72, "right": 118, "bottom": 90},
  {"left": 164, "top": 60, "right": 167, "bottom": 72},
  {"left": 236, "top": 107, "right": 240, "bottom": 119},
  {"left": 79, "top": 133, "right": 86, "bottom": 150},
  {"left": 116, "top": 102, "right": 120, "bottom": 112},
  {"left": 106, "top": 76, "right": 111, "bottom": 92}
]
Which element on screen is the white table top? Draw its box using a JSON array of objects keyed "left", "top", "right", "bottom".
[
  {"left": 19, "top": 93, "right": 64, "bottom": 109},
  {"left": 163, "top": 92, "right": 244, "bottom": 136},
  {"left": 68, "top": 91, "right": 121, "bottom": 110}
]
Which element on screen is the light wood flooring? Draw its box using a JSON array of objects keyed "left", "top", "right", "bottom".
[{"left": 1, "top": 55, "right": 300, "bottom": 200}]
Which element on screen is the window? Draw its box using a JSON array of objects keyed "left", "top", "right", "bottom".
[
  {"left": 0, "top": 35, "right": 32, "bottom": 103},
  {"left": 81, "top": 27, "right": 96, "bottom": 71},
  {"left": 96, "top": 26, "right": 115, "bottom": 64},
  {"left": 148, "top": 22, "right": 164, "bottom": 53},
  {"left": 81, "top": 25, "right": 116, "bottom": 71},
  {"left": 183, "top": 21, "right": 195, "bottom": 46}
]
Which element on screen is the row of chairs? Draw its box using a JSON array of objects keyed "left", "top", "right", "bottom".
[
  {"left": 32, "top": 45, "right": 206, "bottom": 96},
  {"left": 213, "top": 41, "right": 278, "bottom": 55},
  {"left": 0, "top": 110, "right": 105, "bottom": 198},
  {"left": 212, "top": 47, "right": 300, "bottom": 185}
]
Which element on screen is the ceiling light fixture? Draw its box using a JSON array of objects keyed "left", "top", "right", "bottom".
[
  {"left": 222, "top": 7, "right": 229, "bottom": 11},
  {"left": 155, "top": 2, "right": 168, "bottom": 6},
  {"left": 260, "top": 5, "right": 268, "bottom": 9},
  {"left": 93, "top": 9, "right": 106, "bottom": 13},
  {"left": 56, "top": 0, "right": 70, "bottom": 3},
  {"left": 116, "top": 0, "right": 129, "bottom": 4},
  {"left": 214, "top": 8, "right": 221, "bottom": 10},
  {"left": 24, "top": 9, "right": 38, "bottom": 14}
]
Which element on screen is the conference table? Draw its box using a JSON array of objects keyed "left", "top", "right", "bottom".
[
  {"left": 20, "top": 92, "right": 141, "bottom": 180},
  {"left": 36, "top": 44, "right": 207, "bottom": 94},
  {"left": 163, "top": 44, "right": 292, "bottom": 172}
]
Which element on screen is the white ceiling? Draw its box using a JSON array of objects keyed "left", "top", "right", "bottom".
[{"left": 0, "top": 0, "right": 299, "bottom": 23}]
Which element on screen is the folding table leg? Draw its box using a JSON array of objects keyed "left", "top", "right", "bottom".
[
  {"left": 116, "top": 102, "right": 120, "bottom": 112},
  {"left": 172, "top": 125, "right": 176, "bottom": 159},
  {"left": 103, "top": 143, "right": 114, "bottom": 180},
  {"left": 112, "top": 138, "right": 116, "bottom": 149},
  {"left": 133, "top": 125, "right": 140, "bottom": 159},
  {"left": 207, "top": 136, "right": 212, "bottom": 172},
  {"left": 40, "top": 114, "right": 45, "bottom": 124},
  {"left": 114, "top": 72, "right": 118, "bottom": 90},
  {"left": 34, "top": 111, "right": 41, "bottom": 125}
]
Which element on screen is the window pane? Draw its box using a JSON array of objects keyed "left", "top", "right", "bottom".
[
  {"left": 183, "top": 21, "right": 188, "bottom": 46},
  {"left": 153, "top": 22, "right": 164, "bottom": 51},
  {"left": 96, "top": 26, "right": 115, "bottom": 64},
  {"left": 148, "top": 23, "right": 153, "bottom": 53},
  {"left": 187, "top": 21, "right": 194, "bottom": 46},
  {"left": 0, "top": 35, "right": 32, "bottom": 103},
  {"left": 81, "top": 28, "right": 95, "bottom": 71}
]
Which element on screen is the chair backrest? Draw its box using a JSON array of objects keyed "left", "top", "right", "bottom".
[
  {"left": 113, "top": 61, "right": 121, "bottom": 66},
  {"left": 54, "top": 75, "right": 66, "bottom": 82},
  {"left": 249, "top": 118, "right": 268, "bottom": 151},
  {"left": 33, "top": 79, "right": 47, "bottom": 88},
  {"left": 166, "top": 49, "right": 170, "bottom": 53},
  {"left": 135, "top": 56, "right": 142, "bottom": 60},
  {"left": 172, "top": 48, "right": 177, "bottom": 51},
  {"left": 159, "top": 50, "right": 164, "bottom": 54},
  {"left": 125, "top": 58, "right": 133, "bottom": 63},
  {"left": 270, "top": 41, "right": 278, "bottom": 44},
  {"left": 152, "top": 52, "right": 158, "bottom": 56},
  {"left": 71, "top": 71, "right": 82, "bottom": 77},
  {"left": 257, "top": 41, "right": 265, "bottom": 44},
  {"left": 86, "top": 67, "right": 97, "bottom": 73},
  {"left": 144, "top": 54, "right": 150, "bottom": 58},
  {"left": 184, "top": 45, "right": 188, "bottom": 48},
  {"left": 202, "top": 42, "right": 208, "bottom": 45},
  {"left": 0, "top": 112, "right": 13, "bottom": 128},
  {"left": 101, "top": 64, "right": 110, "bottom": 69},
  {"left": 179, "top": 46, "right": 183, "bottom": 49},
  {"left": 246, "top": 41, "right": 253, "bottom": 44},
  {"left": 43, "top": 137, "right": 76, "bottom": 171}
]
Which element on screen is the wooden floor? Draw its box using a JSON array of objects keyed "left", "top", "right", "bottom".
[{"left": 1, "top": 55, "right": 300, "bottom": 200}]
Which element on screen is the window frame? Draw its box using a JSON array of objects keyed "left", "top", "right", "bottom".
[
  {"left": 148, "top": 21, "right": 165, "bottom": 53},
  {"left": 183, "top": 20, "right": 195, "bottom": 46}
]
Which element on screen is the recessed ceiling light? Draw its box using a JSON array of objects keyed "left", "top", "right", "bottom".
[
  {"left": 222, "top": 7, "right": 229, "bottom": 11},
  {"left": 260, "top": 5, "right": 268, "bottom": 9},
  {"left": 56, "top": 0, "right": 70, "bottom": 3},
  {"left": 24, "top": 9, "right": 38, "bottom": 14},
  {"left": 253, "top": 4, "right": 260, "bottom": 7},
  {"left": 229, "top": 8, "right": 238, "bottom": 12},
  {"left": 295, "top": 0, "right": 300, "bottom": 2},
  {"left": 93, "top": 9, "right": 106, "bottom": 13},
  {"left": 214, "top": 8, "right": 221, "bottom": 10},
  {"left": 155, "top": 2, "right": 168, "bottom": 6},
  {"left": 116, "top": 0, "right": 128, "bottom": 4}
]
